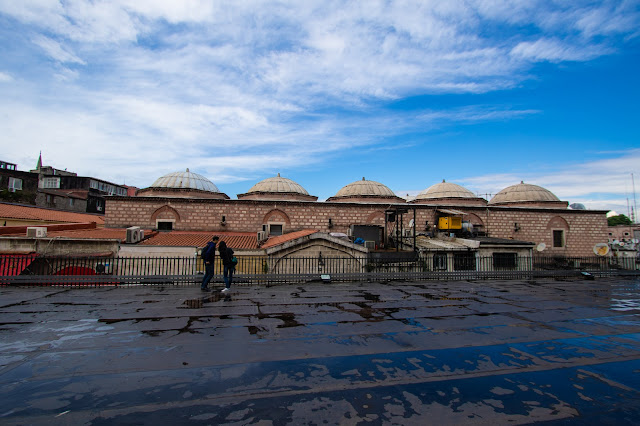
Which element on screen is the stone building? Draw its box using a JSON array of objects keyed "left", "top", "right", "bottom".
[{"left": 105, "top": 170, "right": 609, "bottom": 257}]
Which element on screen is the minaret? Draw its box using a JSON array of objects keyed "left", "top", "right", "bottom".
[{"left": 36, "top": 151, "right": 42, "bottom": 171}]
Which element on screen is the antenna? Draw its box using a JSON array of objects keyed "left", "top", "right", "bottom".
[{"left": 632, "top": 173, "right": 637, "bottom": 223}]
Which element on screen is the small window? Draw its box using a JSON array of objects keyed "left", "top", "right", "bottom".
[
  {"left": 433, "top": 252, "right": 448, "bottom": 271},
  {"left": 157, "top": 221, "right": 173, "bottom": 231},
  {"left": 69, "top": 198, "right": 74, "bottom": 207},
  {"left": 42, "top": 177, "right": 60, "bottom": 189},
  {"left": 493, "top": 252, "right": 517, "bottom": 270},
  {"left": 269, "top": 224, "right": 283, "bottom": 236},
  {"left": 8, "top": 177, "right": 22, "bottom": 192},
  {"left": 553, "top": 230, "right": 564, "bottom": 248}
]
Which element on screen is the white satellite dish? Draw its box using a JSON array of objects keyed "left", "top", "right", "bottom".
[
  {"left": 593, "top": 243, "right": 610, "bottom": 256},
  {"left": 536, "top": 243, "right": 546, "bottom": 252},
  {"left": 409, "top": 219, "right": 414, "bottom": 228}
]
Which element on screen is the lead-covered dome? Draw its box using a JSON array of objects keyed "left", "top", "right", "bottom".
[
  {"left": 327, "top": 178, "right": 405, "bottom": 203},
  {"left": 151, "top": 169, "right": 220, "bottom": 192},
  {"left": 489, "top": 182, "right": 566, "bottom": 208},
  {"left": 412, "top": 179, "right": 487, "bottom": 206},
  {"left": 237, "top": 173, "right": 317, "bottom": 201},
  {"left": 137, "top": 169, "right": 229, "bottom": 199}
]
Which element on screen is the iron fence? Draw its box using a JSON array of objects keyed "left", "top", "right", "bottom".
[{"left": 1, "top": 253, "right": 638, "bottom": 286}]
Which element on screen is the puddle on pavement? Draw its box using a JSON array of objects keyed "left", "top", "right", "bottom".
[{"left": 182, "top": 292, "right": 231, "bottom": 308}]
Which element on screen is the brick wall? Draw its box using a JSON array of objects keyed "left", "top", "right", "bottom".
[{"left": 106, "top": 197, "right": 608, "bottom": 257}]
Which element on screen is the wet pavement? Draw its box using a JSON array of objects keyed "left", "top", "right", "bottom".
[{"left": 1, "top": 277, "right": 640, "bottom": 425}]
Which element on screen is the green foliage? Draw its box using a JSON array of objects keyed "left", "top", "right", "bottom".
[{"left": 608, "top": 214, "right": 633, "bottom": 226}]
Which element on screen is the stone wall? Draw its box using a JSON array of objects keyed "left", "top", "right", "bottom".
[{"left": 0, "top": 237, "right": 118, "bottom": 256}]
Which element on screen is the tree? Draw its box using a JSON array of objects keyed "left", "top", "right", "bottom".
[{"left": 608, "top": 214, "right": 633, "bottom": 226}]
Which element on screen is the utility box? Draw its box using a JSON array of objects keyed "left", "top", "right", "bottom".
[{"left": 438, "top": 216, "right": 462, "bottom": 230}]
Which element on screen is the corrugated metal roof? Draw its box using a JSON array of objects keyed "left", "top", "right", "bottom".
[
  {"left": 261, "top": 229, "right": 318, "bottom": 249},
  {"left": 437, "top": 208, "right": 466, "bottom": 215}
]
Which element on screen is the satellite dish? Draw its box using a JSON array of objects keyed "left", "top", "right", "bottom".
[
  {"left": 409, "top": 219, "right": 414, "bottom": 228},
  {"left": 593, "top": 243, "right": 610, "bottom": 256},
  {"left": 536, "top": 243, "right": 546, "bottom": 252}
]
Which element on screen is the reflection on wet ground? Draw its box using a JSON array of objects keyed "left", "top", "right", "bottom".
[{"left": 1, "top": 277, "right": 640, "bottom": 424}]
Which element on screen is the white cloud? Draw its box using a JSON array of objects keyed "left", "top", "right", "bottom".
[
  {"left": 0, "top": 71, "right": 13, "bottom": 82},
  {"left": 32, "top": 35, "right": 86, "bottom": 64},
  {"left": 1, "top": 0, "right": 639, "bottom": 208},
  {"left": 510, "top": 38, "right": 609, "bottom": 63}
]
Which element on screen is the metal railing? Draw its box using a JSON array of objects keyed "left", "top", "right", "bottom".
[{"left": 1, "top": 253, "right": 638, "bottom": 286}]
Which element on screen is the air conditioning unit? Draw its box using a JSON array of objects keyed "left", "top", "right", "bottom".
[
  {"left": 126, "top": 226, "right": 142, "bottom": 243},
  {"left": 257, "top": 231, "right": 267, "bottom": 241},
  {"left": 27, "top": 227, "right": 47, "bottom": 238},
  {"left": 403, "top": 229, "right": 412, "bottom": 237},
  {"left": 364, "top": 241, "right": 376, "bottom": 250}
]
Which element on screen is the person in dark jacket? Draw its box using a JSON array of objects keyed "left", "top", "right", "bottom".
[
  {"left": 218, "top": 240, "right": 234, "bottom": 292},
  {"left": 200, "top": 236, "right": 219, "bottom": 291}
]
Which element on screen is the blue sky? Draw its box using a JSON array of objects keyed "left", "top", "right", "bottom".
[{"left": 1, "top": 1, "right": 639, "bottom": 216}]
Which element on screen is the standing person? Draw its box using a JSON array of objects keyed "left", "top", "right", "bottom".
[
  {"left": 218, "top": 240, "right": 235, "bottom": 293},
  {"left": 200, "top": 236, "right": 219, "bottom": 291}
]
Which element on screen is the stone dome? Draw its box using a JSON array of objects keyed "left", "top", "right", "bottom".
[
  {"left": 150, "top": 169, "right": 220, "bottom": 192},
  {"left": 137, "top": 168, "right": 229, "bottom": 199},
  {"left": 416, "top": 180, "right": 476, "bottom": 200},
  {"left": 489, "top": 182, "right": 565, "bottom": 207},
  {"left": 335, "top": 177, "right": 395, "bottom": 197},
  {"left": 248, "top": 173, "right": 309, "bottom": 195},
  {"left": 327, "top": 178, "right": 405, "bottom": 203},
  {"left": 237, "top": 173, "right": 317, "bottom": 201},
  {"left": 412, "top": 180, "right": 487, "bottom": 206}
]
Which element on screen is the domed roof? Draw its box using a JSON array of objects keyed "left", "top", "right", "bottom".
[
  {"left": 150, "top": 169, "right": 221, "bottom": 193},
  {"left": 489, "top": 181, "right": 560, "bottom": 205},
  {"left": 416, "top": 180, "right": 477, "bottom": 200},
  {"left": 334, "top": 177, "right": 396, "bottom": 198},
  {"left": 247, "top": 173, "right": 309, "bottom": 195}
]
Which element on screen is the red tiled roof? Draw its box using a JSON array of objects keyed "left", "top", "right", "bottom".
[
  {"left": 139, "top": 231, "right": 259, "bottom": 250},
  {"left": 0, "top": 202, "right": 105, "bottom": 225},
  {"left": 261, "top": 229, "right": 318, "bottom": 248}
]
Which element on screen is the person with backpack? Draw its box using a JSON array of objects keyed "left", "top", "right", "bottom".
[
  {"left": 217, "top": 240, "right": 235, "bottom": 293},
  {"left": 200, "top": 236, "right": 219, "bottom": 291}
]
